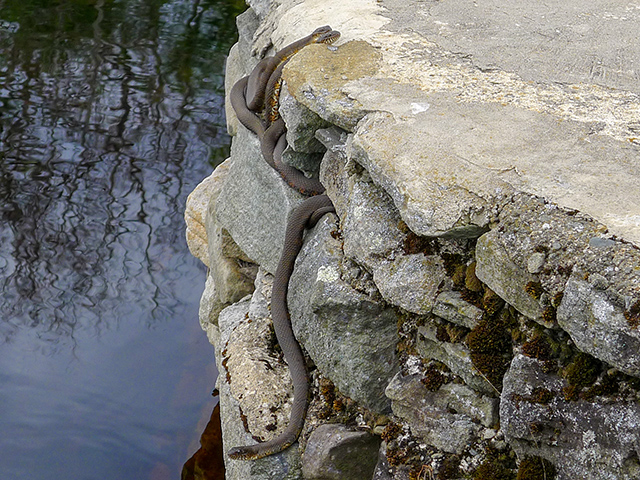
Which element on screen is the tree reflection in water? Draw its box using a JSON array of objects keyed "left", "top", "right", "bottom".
[{"left": 0, "top": 0, "right": 244, "bottom": 349}]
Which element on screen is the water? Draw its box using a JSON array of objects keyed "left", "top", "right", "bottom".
[{"left": 0, "top": 0, "right": 245, "bottom": 477}]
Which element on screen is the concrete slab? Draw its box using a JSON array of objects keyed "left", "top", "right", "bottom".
[{"left": 261, "top": 0, "right": 640, "bottom": 244}]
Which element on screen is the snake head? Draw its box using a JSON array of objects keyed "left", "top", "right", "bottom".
[
  {"left": 316, "top": 30, "right": 341, "bottom": 45},
  {"left": 311, "top": 25, "right": 333, "bottom": 36}
]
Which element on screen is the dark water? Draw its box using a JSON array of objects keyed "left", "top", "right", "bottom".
[{"left": 0, "top": 0, "right": 244, "bottom": 478}]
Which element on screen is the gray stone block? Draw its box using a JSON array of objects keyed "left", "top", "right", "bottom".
[
  {"left": 302, "top": 424, "right": 380, "bottom": 480},
  {"left": 289, "top": 216, "right": 400, "bottom": 414}
]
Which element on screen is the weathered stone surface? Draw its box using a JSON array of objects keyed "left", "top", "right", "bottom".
[
  {"left": 475, "top": 193, "right": 640, "bottom": 377},
  {"left": 199, "top": 274, "right": 223, "bottom": 332},
  {"left": 302, "top": 424, "right": 381, "bottom": 480},
  {"left": 387, "top": 0, "right": 640, "bottom": 94},
  {"left": 372, "top": 442, "right": 404, "bottom": 480},
  {"left": 475, "top": 193, "right": 611, "bottom": 305},
  {"left": 501, "top": 354, "right": 640, "bottom": 480},
  {"left": 317, "top": 127, "right": 446, "bottom": 315},
  {"left": 191, "top": 2, "right": 640, "bottom": 480},
  {"left": 216, "top": 270, "right": 303, "bottom": 480},
  {"left": 246, "top": 0, "right": 270, "bottom": 22},
  {"left": 185, "top": 170, "right": 216, "bottom": 267},
  {"left": 432, "top": 291, "right": 484, "bottom": 330},
  {"left": 224, "top": 271, "right": 296, "bottom": 448},
  {"left": 277, "top": 87, "right": 329, "bottom": 177},
  {"left": 280, "top": 85, "right": 331, "bottom": 155},
  {"left": 204, "top": 158, "right": 257, "bottom": 306},
  {"left": 215, "top": 125, "right": 307, "bottom": 274},
  {"left": 438, "top": 383, "right": 499, "bottom": 429},
  {"left": 371, "top": 443, "right": 393, "bottom": 480},
  {"left": 475, "top": 227, "right": 545, "bottom": 324},
  {"left": 284, "top": 41, "right": 383, "bottom": 131},
  {"left": 557, "top": 271, "right": 640, "bottom": 378},
  {"left": 278, "top": 0, "right": 640, "bottom": 245},
  {"left": 289, "top": 216, "right": 399, "bottom": 414},
  {"left": 224, "top": 44, "right": 244, "bottom": 138},
  {"left": 416, "top": 323, "right": 496, "bottom": 396},
  {"left": 350, "top": 109, "right": 505, "bottom": 239},
  {"left": 386, "top": 373, "right": 482, "bottom": 454}
]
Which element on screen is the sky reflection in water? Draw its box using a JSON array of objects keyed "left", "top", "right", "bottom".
[{"left": 0, "top": 0, "right": 244, "bottom": 477}]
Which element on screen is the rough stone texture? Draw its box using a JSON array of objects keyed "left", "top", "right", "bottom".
[
  {"left": 214, "top": 288, "right": 302, "bottom": 480},
  {"left": 371, "top": 443, "right": 394, "bottom": 480},
  {"left": 388, "top": 372, "right": 498, "bottom": 430},
  {"left": 185, "top": 170, "right": 216, "bottom": 267},
  {"left": 475, "top": 193, "right": 640, "bottom": 376},
  {"left": 386, "top": 373, "right": 482, "bottom": 454},
  {"left": 475, "top": 226, "right": 545, "bottom": 325},
  {"left": 416, "top": 323, "right": 496, "bottom": 396},
  {"left": 281, "top": 0, "right": 640, "bottom": 245},
  {"left": 284, "top": 41, "right": 383, "bottom": 132},
  {"left": 501, "top": 354, "right": 640, "bottom": 480},
  {"left": 317, "top": 123, "right": 447, "bottom": 315},
  {"left": 199, "top": 274, "right": 222, "bottom": 330},
  {"left": 432, "top": 291, "right": 484, "bottom": 330},
  {"left": 302, "top": 424, "right": 381, "bottom": 480},
  {"left": 388, "top": 0, "right": 640, "bottom": 94},
  {"left": 558, "top": 272, "right": 640, "bottom": 378},
  {"left": 289, "top": 216, "right": 399, "bottom": 414},
  {"left": 215, "top": 125, "right": 307, "bottom": 274},
  {"left": 203, "top": 158, "right": 258, "bottom": 307},
  {"left": 280, "top": 86, "right": 331, "bottom": 154}
]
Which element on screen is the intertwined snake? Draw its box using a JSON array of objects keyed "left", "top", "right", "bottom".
[{"left": 227, "top": 27, "right": 340, "bottom": 460}]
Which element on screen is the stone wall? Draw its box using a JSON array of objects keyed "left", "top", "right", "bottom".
[{"left": 185, "top": 1, "right": 640, "bottom": 479}]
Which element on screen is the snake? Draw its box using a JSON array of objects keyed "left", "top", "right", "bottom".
[
  {"left": 227, "top": 194, "right": 335, "bottom": 460},
  {"left": 227, "top": 27, "right": 340, "bottom": 460},
  {"left": 261, "top": 118, "right": 326, "bottom": 195},
  {"left": 244, "top": 25, "right": 335, "bottom": 112}
]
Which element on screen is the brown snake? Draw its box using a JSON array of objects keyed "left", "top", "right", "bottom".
[{"left": 227, "top": 27, "right": 340, "bottom": 460}]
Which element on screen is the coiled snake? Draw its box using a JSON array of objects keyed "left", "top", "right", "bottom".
[{"left": 227, "top": 27, "right": 340, "bottom": 460}]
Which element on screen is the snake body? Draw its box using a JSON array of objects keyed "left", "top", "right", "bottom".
[
  {"left": 261, "top": 118, "right": 326, "bottom": 195},
  {"left": 227, "top": 27, "right": 340, "bottom": 460},
  {"left": 230, "top": 75, "right": 266, "bottom": 138},
  {"left": 245, "top": 26, "right": 333, "bottom": 112},
  {"left": 227, "top": 194, "right": 335, "bottom": 460}
]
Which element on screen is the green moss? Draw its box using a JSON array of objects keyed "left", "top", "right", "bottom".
[
  {"left": 583, "top": 372, "right": 620, "bottom": 400},
  {"left": 461, "top": 288, "right": 484, "bottom": 309},
  {"left": 474, "top": 459, "right": 515, "bottom": 480},
  {"left": 541, "top": 306, "right": 557, "bottom": 324},
  {"left": 624, "top": 300, "right": 640, "bottom": 329},
  {"left": 552, "top": 292, "right": 564, "bottom": 308},
  {"left": 436, "top": 324, "right": 451, "bottom": 342},
  {"left": 421, "top": 364, "right": 448, "bottom": 392},
  {"left": 465, "top": 262, "right": 484, "bottom": 293},
  {"left": 380, "top": 422, "right": 402, "bottom": 443},
  {"left": 437, "top": 454, "right": 460, "bottom": 479},
  {"left": 467, "top": 316, "right": 513, "bottom": 391},
  {"left": 516, "top": 456, "right": 556, "bottom": 480},
  {"left": 533, "top": 245, "right": 549, "bottom": 254},
  {"left": 403, "top": 230, "right": 439, "bottom": 256},
  {"left": 530, "top": 387, "right": 555, "bottom": 404},
  {"left": 521, "top": 334, "right": 552, "bottom": 361},
  {"left": 442, "top": 252, "right": 466, "bottom": 279},
  {"left": 564, "top": 352, "right": 601, "bottom": 389},
  {"left": 525, "top": 281, "right": 544, "bottom": 300},
  {"left": 482, "top": 288, "right": 505, "bottom": 316}
]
